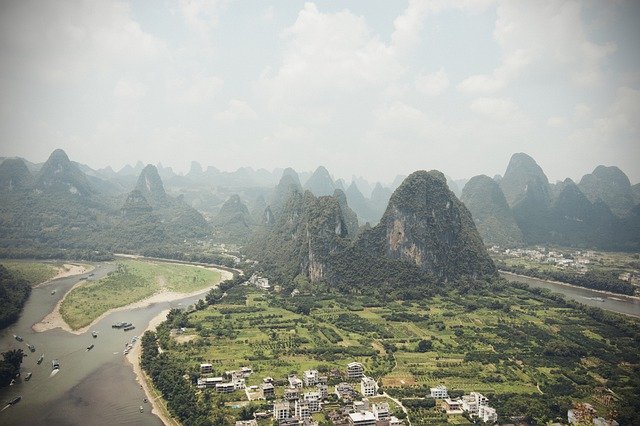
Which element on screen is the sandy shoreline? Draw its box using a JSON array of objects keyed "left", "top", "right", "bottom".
[
  {"left": 32, "top": 268, "right": 233, "bottom": 335},
  {"left": 126, "top": 309, "right": 178, "bottom": 426},
  {"left": 34, "top": 263, "right": 94, "bottom": 288},
  {"left": 500, "top": 270, "right": 640, "bottom": 301}
]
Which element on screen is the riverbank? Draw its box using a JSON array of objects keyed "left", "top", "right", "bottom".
[
  {"left": 33, "top": 267, "right": 233, "bottom": 335},
  {"left": 126, "top": 309, "right": 178, "bottom": 426},
  {"left": 34, "top": 263, "right": 94, "bottom": 287},
  {"left": 501, "top": 270, "right": 640, "bottom": 301}
]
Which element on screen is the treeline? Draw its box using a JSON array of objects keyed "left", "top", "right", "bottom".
[
  {"left": 0, "top": 246, "right": 113, "bottom": 261},
  {"left": 498, "top": 261, "right": 636, "bottom": 295},
  {"left": 140, "top": 330, "right": 212, "bottom": 425},
  {"left": 0, "top": 265, "right": 31, "bottom": 329},
  {"left": 0, "top": 349, "right": 24, "bottom": 388}
]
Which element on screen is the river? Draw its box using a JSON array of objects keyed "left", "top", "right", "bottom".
[
  {"left": 501, "top": 271, "right": 640, "bottom": 318},
  {"left": 0, "top": 261, "right": 220, "bottom": 426}
]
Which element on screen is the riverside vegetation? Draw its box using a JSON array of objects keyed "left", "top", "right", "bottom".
[
  {"left": 59, "top": 259, "right": 224, "bottom": 330},
  {"left": 141, "top": 277, "right": 640, "bottom": 425}
]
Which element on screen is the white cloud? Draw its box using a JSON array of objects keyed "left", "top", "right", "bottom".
[
  {"left": 0, "top": 0, "right": 166, "bottom": 82},
  {"left": 114, "top": 78, "right": 146, "bottom": 102},
  {"left": 415, "top": 69, "right": 450, "bottom": 96},
  {"left": 547, "top": 116, "right": 567, "bottom": 127},
  {"left": 166, "top": 74, "right": 223, "bottom": 105},
  {"left": 215, "top": 99, "right": 257, "bottom": 122},
  {"left": 458, "top": 1, "right": 616, "bottom": 93},
  {"left": 469, "top": 97, "right": 520, "bottom": 120},
  {"left": 179, "top": 0, "right": 225, "bottom": 37}
]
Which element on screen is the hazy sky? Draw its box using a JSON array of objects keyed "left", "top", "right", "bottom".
[{"left": 1, "top": 0, "right": 639, "bottom": 184}]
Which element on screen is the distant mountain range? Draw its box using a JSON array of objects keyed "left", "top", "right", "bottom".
[
  {"left": 462, "top": 153, "right": 639, "bottom": 250},
  {"left": 1, "top": 149, "right": 638, "bottom": 259}
]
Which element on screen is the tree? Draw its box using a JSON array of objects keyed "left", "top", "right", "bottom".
[{"left": 417, "top": 339, "right": 432, "bottom": 352}]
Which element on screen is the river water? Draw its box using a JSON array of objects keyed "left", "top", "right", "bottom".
[
  {"left": 501, "top": 271, "right": 640, "bottom": 318},
  {"left": 0, "top": 262, "right": 215, "bottom": 426}
]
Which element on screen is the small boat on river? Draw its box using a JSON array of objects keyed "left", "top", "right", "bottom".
[
  {"left": 37, "top": 354, "right": 44, "bottom": 364},
  {"left": 27, "top": 344, "right": 35, "bottom": 352},
  {"left": 123, "top": 325, "right": 135, "bottom": 331},
  {"left": 86, "top": 344, "right": 94, "bottom": 351},
  {"left": 52, "top": 359, "right": 60, "bottom": 370},
  {"left": 92, "top": 331, "right": 98, "bottom": 338},
  {"left": 7, "top": 396, "right": 21, "bottom": 405},
  {"left": 13, "top": 335, "right": 23, "bottom": 342},
  {"left": 24, "top": 373, "right": 32, "bottom": 381}
]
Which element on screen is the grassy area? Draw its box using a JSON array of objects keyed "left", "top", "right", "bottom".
[
  {"left": 0, "top": 260, "right": 63, "bottom": 286},
  {"left": 151, "top": 281, "right": 640, "bottom": 424},
  {"left": 60, "top": 260, "right": 223, "bottom": 330}
]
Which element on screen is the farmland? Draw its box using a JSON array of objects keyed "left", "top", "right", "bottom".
[{"left": 148, "top": 279, "right": 640, "bottom": 424}]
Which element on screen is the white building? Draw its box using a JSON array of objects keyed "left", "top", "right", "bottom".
[
  {"left": 196, "top": 377, "right": 224, "bottom": 388},
  {"left": 372, "top": 402, "right": 390, "bottom": 420},
  {"left": 360, "top": 377, "right": 378, "bottom": 397},
  {"left": 295, "top": 400, "right": 311, "bottom": 420},
  {"left": 303, "top": 391, "right": 322, "bottom": 412},
  {"left": 347, "top": 362, "right": 364, "bottom": 379},
  {"left": 200, "top": 363, "right": 213, "bottom": 373},
  {"left": 304, "top": 369, "right": 319, "bottom": 386},
  {"left": 478, "top": 405, "right": 497, "bottom": 422},
  {"left": 316, "top": 384, "right": 328, "bottom": 399},
  {"left": 288, "top": 374, "right": 304, "bottom": 388},
  {"left": 348, "top": 411, "right": 377, "bottom": 426},
  {"left": 236, "top": 421, "right": 258, "bottom": 426},
  {"left": 430, "top": 385, "right": 448, "bottom": 399},
  {"left": 273, "top": 401, "right": 291, "bottom": 420},
  {"left": 462, "top": 392, "right": 488, "bottom": 414}
]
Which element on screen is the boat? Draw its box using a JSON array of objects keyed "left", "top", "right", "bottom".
[
  {"left": 86, "top": 344, "right": 94, "bottom": 351},
  {"left": 27, "top": 344, "right": 35, "bottom": 352},
  {"left": 92, "top": 331, "right": 98, "bottom": 338},
  {"left": 140, "top": 406, "right": 144, "bottom": 413},
  {"left": 123, "top": 325, "right": 135, "bottom": 331},
  {"left": 37, "top": 354, "right": 44, "bottom": 364},
  {"left": 52, "top": 359, "right": 60, "bottom": 370},
  {"left": 24, "top": 373, "right": 32, "bottom": 381},
  {"left": 51, "top": 290, "right": 56, "bottom": 295},
  {"left": 13, "top": 335, "right": 23, "bottom": 342},
  {"left": 7, "top": 396, "right": 21, "bottom": 405}
]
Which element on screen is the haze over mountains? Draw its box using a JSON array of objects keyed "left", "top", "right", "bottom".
[{"left": 0, "top": 149, "right": 638, "bottom": 262}]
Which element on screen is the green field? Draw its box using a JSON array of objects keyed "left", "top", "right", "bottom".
[
  {"left": 150, "top": 281, "right": 640, "bottom": 424},
  {"left": 60, "top": 259, "right": 224, "bottom": 330},
  {"left": 0, "top": 260, "right": 66, "bottom": 286}
]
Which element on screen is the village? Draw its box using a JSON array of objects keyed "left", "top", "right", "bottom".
[{"left": 196, "top": 360, "right": 499, "bottom": 426}]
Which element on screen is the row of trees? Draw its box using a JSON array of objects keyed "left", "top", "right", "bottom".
[{"left": 0, "top": 265, "right": 31, "bottom": 330}]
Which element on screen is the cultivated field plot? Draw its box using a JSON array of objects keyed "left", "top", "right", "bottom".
[{"left": 153, "top": 280, "right": 640, "bottom": 423}]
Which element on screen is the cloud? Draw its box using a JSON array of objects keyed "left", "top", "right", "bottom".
[
  {"left": 0, "top": 0, "right": 166, "bottom": 82},
  {"left": 215, "top": 99, "right": 258, "bottom": 122},
  {"left": 415, "top": 69, "right": 450, "bottom": 96},
  {"left": 458, "top": 1, "right": 616, "bottom": 93},
  {"left": 179, "top": 0, "right": 225, "bottom": 37},
  {"left": 114, "top": 78, "right": 146, "bottom": 102},
  {"left": 469, "top": 97, "right": 521, "bottom": 121},
  {"left": 166, "top": 74, "right": 223, "bottom": 105}
]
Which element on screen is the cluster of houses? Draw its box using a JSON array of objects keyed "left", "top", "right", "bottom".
[
  {"left": 568, "top": 403, "right": 619, "bottom": 426},
  {"left": 270, "top": 362, "right": 394, "bottom": 426},
  {"left": 430, "top": 385, "right": 498, "bottom": 422},
  {"left": 247, "top": 273, "right": 270, "bottom": 290},
  {"left": 491, "top": 246, "right": 596, "bottom": 274},
  {"left": 197, "top": 364, "right": 252, "bottom": 393}
]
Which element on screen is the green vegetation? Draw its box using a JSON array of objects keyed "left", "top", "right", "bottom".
[
  {"left": 0, "top": 260, "right": 60, "bottom": 286},
  {"left": 0, "top": 349, "right": 25, "bottom": 388},
  {"left": 60, "top": 260, "right": 223, "bottom": 330},
  {"left": 0, "top": 266, "right": 31, "bottom": 329},
  {"left": 147, "top": 279, "right": 640, "bottom": 425}
]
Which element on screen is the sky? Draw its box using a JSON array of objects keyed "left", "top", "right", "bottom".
[{"left": 0, "top": 0, "right": 639, "bottom": 185}]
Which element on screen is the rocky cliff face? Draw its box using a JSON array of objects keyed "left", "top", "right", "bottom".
[
  {"left": 35, "top": 149, "right": 93, "bottom": 196},
  {"left": 0, "top": 158, "right": 33, "bottom": 191},
  {"left": 579, "top": 165, "right": 636, "bottom": 218},
  {"left": 135, "top": 164, "right": 167, "bottom": 206},
  {"left": 358, "top": 170, "right": 496, "bottom": 280},
  {"left": 304, "top": 166, "right": 336, "bottom": 197},
  {"left": 461, "top": 175, "right": 524, "bottom": 247},
  {"left": 500, "top": 152, "right": 550, "bottom": 207}
]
